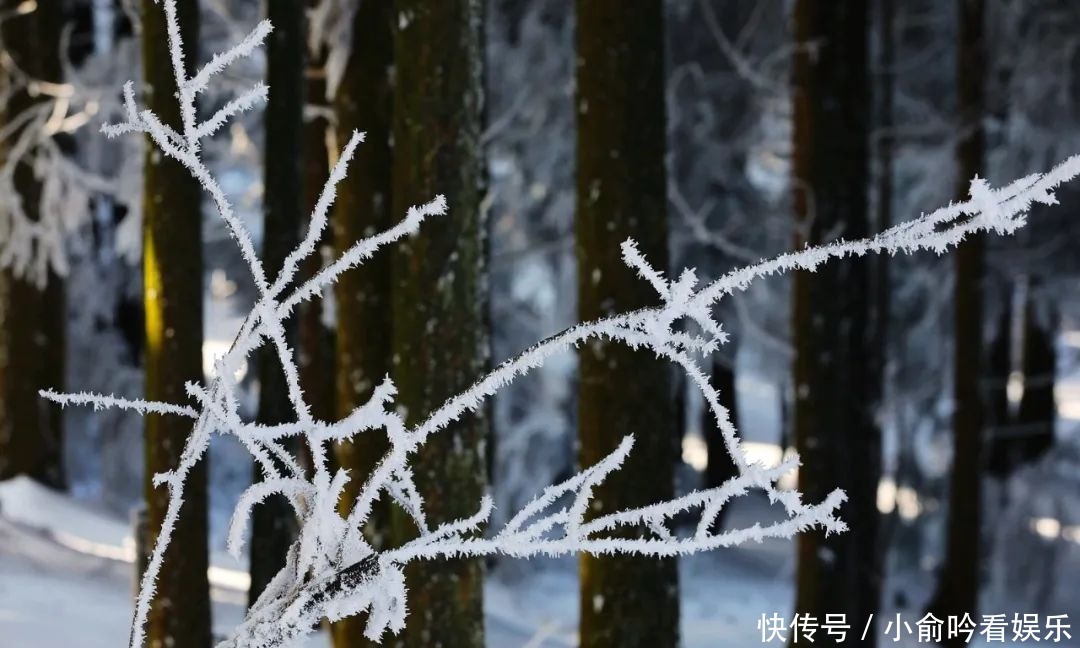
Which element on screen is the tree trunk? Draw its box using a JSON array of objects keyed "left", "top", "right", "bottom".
[
  {"left": 140, "top": 0, "right": 211, "bottom": 644},
  {"left": 248, "top": 0, "right": 307, "bottom": 606},
  {"left": 1016, "top": 294, "right": 1054, "bottom": 462},
  {"left": 576, "top": 2, "right": 679, "bottom": 646},
  {"left": 986, "top": 304, "right": 1012, "bottom": 480},
  {"left": 297, "top": 2, "right": 334, "bottom": 461},
  {"left": 927, "top": 1, "right": 986, "bottom": 637},
  {"left": 873, "top": 0, "right": 893, "bottom": 384},
  {"left": 0, "top": 0, "right": 66, "bottom": 490},
  {"left": 1, "top": 276, "right": 64, "bottom": 488},
  {"left": 791, "top": 2, "right": 881, "bottom": 644},
  {"left": 330, "top": 1, "right": 394, "bottom": 645},
  {"left": 389, "top": 1, "right": 488, "bottom": 645},
  {"left": 872, "top": 0, "right": 896, "bottom": 594},
  {"left": 704, "top": 356, "right": 739, "bottom": 494}
]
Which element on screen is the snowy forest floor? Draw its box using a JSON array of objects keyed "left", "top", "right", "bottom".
[{"left": 3, "top": 476, "right": 1073, "bottom": 646}]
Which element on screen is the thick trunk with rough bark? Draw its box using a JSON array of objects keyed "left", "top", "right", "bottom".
[
  {"left": 575, "top": 2, "right": 679, "bottom": 647},
  {"left": 791, "top": 2, "right": 881, "bottom": 644},
  {"left": 927, "top": 1, "right": 986, "bottom": 638},
  {"left": 330, "top": 1, "right": 394, "bottom": 645},
  {"left": 0, "top": 0, "right": 66, "bottom": 490},
  {"left": 140, "top": 0, "right": 210, "bottom": 644},
  {"left": 249, "top": 0, "right": 307, "bottom": 606},
  {"left": 389, "top": 1, "right": 488, "bottom": 645}
]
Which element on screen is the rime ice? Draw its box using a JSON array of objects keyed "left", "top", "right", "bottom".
[{"left": 38, "top": 1, "right": 1080, "bottom": 647}]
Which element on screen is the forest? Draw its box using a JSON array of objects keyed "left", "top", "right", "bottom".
[{"left": 0, "top": 0, "right": 1078, "bottom": 647}]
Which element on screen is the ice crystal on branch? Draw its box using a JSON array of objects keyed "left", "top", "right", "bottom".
[{"left": 39, "top": 2, "right": 1080, "bottom": 647}]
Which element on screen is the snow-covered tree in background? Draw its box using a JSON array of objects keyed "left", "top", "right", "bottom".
[
  {"left": 39, "top": 2, "right": 1080, "bottom": 647},
  {"left": 63, "top": 0, "right": 269, "bottom": 515},
  {"left": 0, "top": 0, "right": 144, "bottom": 286},
  {"left": 485, "top": 0, "right": 579, "bottom": 539}
]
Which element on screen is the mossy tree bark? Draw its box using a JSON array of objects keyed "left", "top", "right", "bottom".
[
  {"left": 0, "top": 0, "right": 66, "bottom": 490},
  {"left": 330, "top": 1, "right": 395, "bottom": 645},
  {"left": 575, "top": 2, "right": 679, "bottom": 647},
  {"left": 927, "top": 1, "right": 986, "bottom": 638},
  {"left": 389, "top": 1, "right": 488, "bottom": 645},
  {"left": 249, "top": 0, "right": 307, "bottom": 606},
  {"left": 791, "top": 2, "right": 882, "bottom": 645},
  {"left": 140, "top": 0, "right": 210, "bottom": 644}
]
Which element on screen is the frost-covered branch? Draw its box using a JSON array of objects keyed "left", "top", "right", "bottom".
[
  {"left": 39, "top": 388, "right": 198, "bottom": 418},
  {"left": 38, "top": 1, "right": 1080, "bottom": 647},
  {"left": 0, "top": 9, "right": 131, "bottom": 287}
]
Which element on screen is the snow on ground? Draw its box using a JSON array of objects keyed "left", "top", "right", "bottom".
[
  {"left": 0, "top": 474, "right": 131, "bottom": 554},
  {"left": 0, "top": 476, "right": 799, "bottom": 646},
  {"left": 0, "top": 477, "right": 555, "bottom": 646},
  {"left": 0, "top": 514, "right": 251, "bottom": 647},
  {"left": 0, "top": 477, "right": 254, "bottom": 646},
  {"left": 1, "top": 476, "right": 1074, "bottom": 647}
]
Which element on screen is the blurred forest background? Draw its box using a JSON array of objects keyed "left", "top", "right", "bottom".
[{"left": 0, "top": 0, "right": 1078, "bottom": 646}]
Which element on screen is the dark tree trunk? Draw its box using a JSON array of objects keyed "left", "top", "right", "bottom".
[
  {"left": 329, "top": 1, "right": 394, "bottom": 645},
  {"left": 389, "top": 0, "right": 488, "bottom": 645},
  {"left": 297, "top": 2, "right": 334, "bottom": 456},
  {"left": 872, "top": 0, "right": 893, "bottom": 383},
  {"left": 0, "top": 0, "right": 66, "bottom": 490},
  {"left": 575, "top": 2, "right": 679, "bottom": 647},
  {"left": 140, "top": 0, "right": 211, "bottom": 644},
  {"left": 249, "top": 0, "right": 307, "bottom": 606},
  {"left": 986, "top": 305, "right": 1012, "bottom": 479},
  {"left": 927, "top": 1, "right": 986, "bottom": 637},
  {"left": 1, "top": 276, "right": 64, "bottom": 488},
  {"left": 873, "top": 0, "right": 897, "bottom": 587},
  {"left": 988, "top": 288, "right": 1055, "bottom": 479},
  {"left": 1015, "top": 298, "right": 1054, "bottom": 461},
  {"left": 791, "top": 2, "right": 881, "bottom": 644},
  {"left": 704, "top": 356, "right": 739, "bottom": 495}
]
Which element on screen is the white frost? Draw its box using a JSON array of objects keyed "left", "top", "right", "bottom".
[{"left": 38, "top": 1, "right": 1080, "bottom": 647}]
